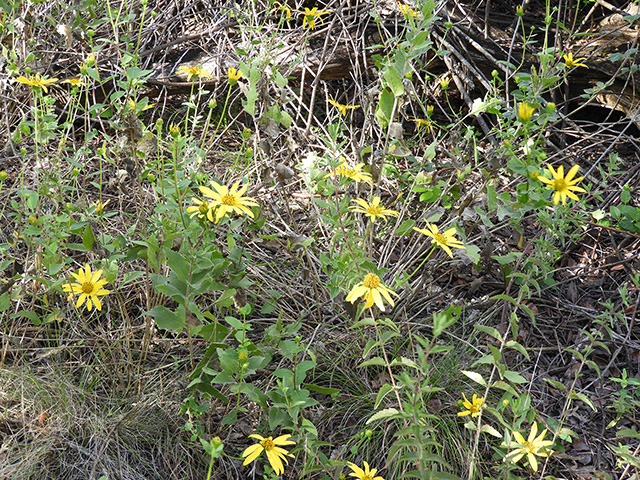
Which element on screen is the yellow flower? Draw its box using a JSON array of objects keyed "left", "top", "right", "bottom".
[
  {"left": 504, "top": 423, "right": 554, "bottom": 472},
  {"left": 537, "top": 164, "right": 586, "bottom": 205},
  {"left": 128, "top": 98, "right": 154, "bottom": 112},
  {"left": 351, "top": 196, "right": 399, "bottom": 223},
  {"left": 346, "top": 273, "right": 398, "bottom": 312},
  {"left": 563, "top": 52, "right": 588, "bottom": 69},
  {"left": 62, "top": 264, "right": 110, "bottom": 312},
  {"left": 199, "top": 180, "right": 259, "bottom": 223},
  {"left": 348, "top": 461, "right": 385, "bottom": 480},
  {"left": 273, "top": 1, "right": 291, "bottom": 19},
  {"left": 301, "top": 7, "right": 330, "bottom": 30},
  {"left": 440, "top": 76, "right": 451, "bottom": 90},
  {"left": 91, "top": 200, "right": 109, "bottom": 215},
  {"left": 397, "top": 2, "right": 420, "bottom": 18},
  {"left": 325, "top": 161, "right": 373, "bottom": 185},
  {"left": 457, "top": 393, "right": 484, "bottom": 417},
  {"left": 62, "top": 77, "right": 84, "bottom": 87},
  {"left": 413, "top": 222, "right": 465, "bottom": 258},
  {"left": 412, "top": 118, "right": 434, "bottom": 132},
  {"left": 242, "top": 434, "right": 296, "bottom": 476},
  {"left": 517, "top": 103, "right": 535, "bottom": 122},
  {"left": 176, "top": 65, "right": 211, "bottom": 81},
  {"left": 186, "top": 198, "right": 214, "bottom": 222},
  {"left": 16, "top": 73, "right": 58, "bottom": 93},
  {"left": 329, "top": 98, "right": 360, "bottom": 116},
  {"left": 228, "top": 67, "right": 242, "bottom": 84},
  {"left": 426, "top": 105, "right": 434, "bottom": 116}
]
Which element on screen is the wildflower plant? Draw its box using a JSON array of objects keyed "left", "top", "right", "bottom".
[
  {"left": 537, "top": 163, "right": 586, "bottom": 205},
  {"left": 458, "top": 393, "right": 484, "bottom": 418},
  {"left": 413, "top": 222, "right": 466, "bottom": 259},
  {"left": 346, "top": 272, "right": 398, "bottom": 312},
  {"left": 242, "top": 433, "right": 296, "bottom": 476},
  {"left": 197, "top": 180, "right": 259, "bottom": 223},
  {"left": 503, "top": 423, "right": 554, "bottom": 472},
  {"left": 62, "top": 264, "right": 110, "bottom": 312},
  {"left": 301, "top": 7, "right": 330, "bottom": 30}
]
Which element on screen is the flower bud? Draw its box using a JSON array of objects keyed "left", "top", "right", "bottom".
[{"left": 237, "top": 349, "right": 248, "bottom": 362}]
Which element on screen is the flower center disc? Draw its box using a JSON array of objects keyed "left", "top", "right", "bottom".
[
  {"left": 81, "top": 282, "right": 94, "bottom": 294},
  {"left": 368, "top": 206, "right": 383, "bottom": 215},
  {"left": 221, "top": 194, "right": 236, "bottom": 206},
  {"left": 261, "top": 438, "right": 275, "bottom": 451},
  {"left": 363, "top": 273, "right": 380, "bottom": 289},
  {"left": 552, "top": 179, "right": 567, "bottom": 192},
  {"left": 434, "top": 233, "right": 447, "bottom": 244}
]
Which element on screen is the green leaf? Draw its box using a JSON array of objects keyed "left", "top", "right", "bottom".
[
  {"left": 461, "top": 370, "right": 486, "bottom": 386},
  {"left": 146, "top": 305, "right": 185, "bottom": 332},
  {"left": 502, "top": 370, "right": 527, "bottom": 384},
  {"left": 570, "top": 391, "right": 597, "bottom": 412},
  {"left": 0, "top": 292, "right": 10, "bottom": 311},
  {"left": 374, "top": 383, "right": 395, "bottom": 409},
  {"left": 122, "top": 271, "right": 145, "bottom": 285},
  {"left": 396, "top": 219, "right": 416, "bottom": 236},
  {"left": 480, "top": 425, "right": 502, "bottom": 438},
  {"left": 505, "top": 340, "right": 530, "bottom": 360},
  {"left": 474, "top": 324, "right": 502, "bottom": 342},
  {"left": 490, "top": 380, "right": 517, "bottom": 395},
  {"left": 375, "top": 88, "right": 395, "bottom": 129},
  {"left": 358, "top": 357, "right": 386, "bottom": 368},
  {"left": 366, "top": 407, "right": 400, "bottom": 424},
  {"left": 82, "top": 224, "right": 95, "bottom": 251},
  {"left": 383, "top": 65, "right": 404, "bottom": 97},
  {"left": 12, "top": 310, "right": 41, "bottom": 325},
  {"left": 305, "top": 384, "right": 340, "bottom": 398},
  {"left": 164, "top": 248, "right": 190, "bottom": 283}
]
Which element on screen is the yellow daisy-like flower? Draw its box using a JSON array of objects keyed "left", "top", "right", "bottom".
[
  {"left": 325, "top": 161, "right": 373, "bottom": 185},
  {"left": 413, "top": 222, "right": 465, "bottom": 258},
  {"left": 440, "top": 76, "right": 451, "bottom": 90},
  {"left": 186, "top": 198, "right": 214, "bottom": 222},
  {"left": 90, "top": 199, "right": 110, "bottom": 215},
  {"left": 62, "top": 77, "right": 84, "bottom": 87},
  {"left": 504, "top": 423, "right": 554, "bottom": 472},
  {"left": 16, "top": 73, "right": 58, "bottom": 93},
  {"left": 346, "top": 273, "right": 399, "bottom": 312},
  {"left": 517, "top": 103, "right": 535, "bottom": 122},
  {"left": 273, "top": 1, "right": 291, "bottom": 19},
  {"left": 301, "top": 7, "right": 330, "bottom": 30},
  {"left": 199, "top": 180, "right": 259, "bottom": 223},
  {"left": 128, "top": 98, "right": 154, "bottom": 112},
  {"left": 351, "top": 196, "right": 399, "bottom": 223},
  {"left": 457, "top": 393, "right": 484, "bottom": 417},
  {"left": 537, "top": 164, "right": 586, "bottom": 205},
  {"left": 228, "top": 67, "right": 242, "bottom": 84},
  {"left": 242, "top": 434, "right": 296, "bottom": 476},
  {"left": 412, "top": 118, "right": 434, "bottom": 132},
  {"left": 397, "top": 2, "right": 420, "bottom": 18},
  {"left": 329, "top": 98, "right": 360, "bottom": 116},
  {"left": 563, "top": 52, "right": 588, "bottom": 69},
  {"left": 348, "top": 461, "right": 385, "bottom": 480},
  {"left": 176, "top": 65, "right": 211, "bottom": 81},
  {"left": 62, "top": 264, "right": 110, "bottom": 312}
]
